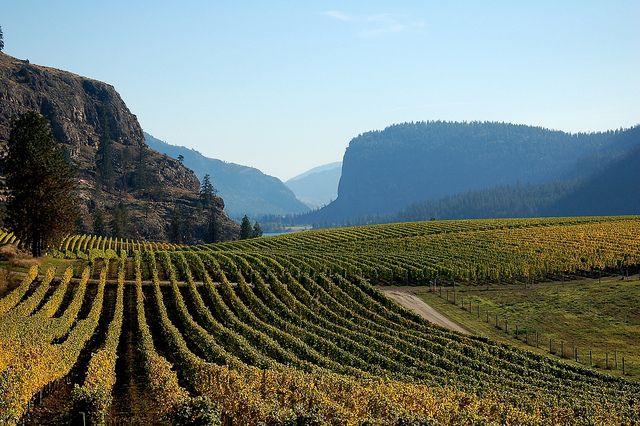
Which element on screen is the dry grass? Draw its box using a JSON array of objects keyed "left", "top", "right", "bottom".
[{"left": 0, "top": 268, "right": 19, "bottom": 298}]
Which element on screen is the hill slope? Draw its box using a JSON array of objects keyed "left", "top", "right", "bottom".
[
  {"left": 286, "top": 162, "right": 342, "bottom": 208},
  {"left": 145, "top": 132, "right": 309, "bottom": 217},
  {"left": 309, "top": 121, "right": 639, "bottom": 224},
  {"left": 0, "top": 52, "right": 237, "bottom": 241}
]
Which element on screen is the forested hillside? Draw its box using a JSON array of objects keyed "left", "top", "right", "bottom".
[
  {"left": 303, "top": 121, "right": 640, "bottom": 225},
  {"left": 145, "top": 133, "right": 309, "bottom": 217}
]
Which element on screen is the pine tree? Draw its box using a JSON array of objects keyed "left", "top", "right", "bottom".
[
  {"left": 252, "top": 221, "right": 263, "bottom": 238},
  {"left": 0, "top": 26, "right": 4, "bottom": 52},
  {"left": 110, "top": 203, "right": 129, "bottom": 238},
  {"left": 169, "top": 207, "right": 184, "bottom": 243},
  {"left": 177, "top": 154, "right": 184, "bottom": 164},
  {"left": 206, "top": 209, "right": 218, "bottom": 243},
  {"left": 96, "top": 113, "right": 115, "bottom": 189},
  {"left": 3, "top": 112, "right": 77, "bottom": 256},
  {"left": 239, "top": 215, "right": 252, "bottom": 239},
  {"left": 134, "top": 147, "right": 149, "bottom": 190},
  {"left": 199, "top": 174, "right": 216, "bottom": 207},
  {"left": 93, "top": 209, "right": 107, "bottom": 236}
]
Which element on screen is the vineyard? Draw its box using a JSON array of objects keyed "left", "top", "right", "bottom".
[{"left": 1, "top": 217, "right": 639, "bottom": 424}]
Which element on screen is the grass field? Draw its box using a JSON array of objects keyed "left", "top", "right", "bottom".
[{"left": 418, "top": 275, "right": 640, "bottom": 378}]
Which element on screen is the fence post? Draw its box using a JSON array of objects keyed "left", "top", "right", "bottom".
[
  {"left": 549, "top": 338, "right": 552, "bottom": 354},
  {"left": 561, "top": 341, "right": 564, "bottom": 358},
  {"left": 606, "top": 352, "right": 609, "bottom": 369},
  {"left": 622, "top": 357, "right": 625, "bottom": 375},
  {"left": 589, "top": 349, "right": 592, "bottom": 366}
]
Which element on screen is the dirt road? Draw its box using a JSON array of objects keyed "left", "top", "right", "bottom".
[{"left": 380, "top": 288, "right": 469, "bottom": 334}]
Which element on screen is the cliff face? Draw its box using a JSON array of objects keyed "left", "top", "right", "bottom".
[{"left": 0, "top": 52, "right": 238, "bottom": 242}]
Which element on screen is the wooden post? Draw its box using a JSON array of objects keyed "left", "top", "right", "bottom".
[
  {"left": 589, "top": 349, "right": 592, "bottom": 366},
  {"left": 622, "top": 357, "right": 625, "bottom": 375},
  {"left": 536, "top": 332, "right": 539, "bottom": 348},
  {"left": 515, "top": 324, "right": 518, "bottom": 339},
  {"left": 561, "top": 341, "right": 564, "bottom": 358},
  {"left": 606, "top": 352, "right": 609, "bottom": 369},
  {"left": 574, "top": 346, "right": 578, "bottom": 362}
]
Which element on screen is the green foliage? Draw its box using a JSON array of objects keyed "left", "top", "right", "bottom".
[
  {"left": 95, "top": 112, "right": 115, "bottom": 189},
  {"left": 206, "top": 209, "right": 218, "bottom": 243},
  {"left": 133, "top": 147, "right": 150, "bottom": 190},
  {"left": 252, "top": 221, "right": 262, "bottom": 238},
  {"left": 199, "top": 174, "right": 216, "bottom": 207},
  {"left": 110, "top": 203, "right": 129, "bottom": 238},
  {"left": 93, "top": 209, "right": 107, "bottom": 235},
  {"left": 0, "top": 26, "right": 4, "bottom": 51},
  {"left": 239, "top": 215, "right": 252, "bottom": 239},
  {"left": 3, "top": 112, "right": 77, "bottom": 256}
]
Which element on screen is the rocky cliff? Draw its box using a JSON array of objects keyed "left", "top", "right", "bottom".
[{"left": 0, "top": 52, "right": 238, "bottom": 242}]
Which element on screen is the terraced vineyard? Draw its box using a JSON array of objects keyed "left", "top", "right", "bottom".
[{"left": 1, "top": 217, "right": 640, "bottom": 424}]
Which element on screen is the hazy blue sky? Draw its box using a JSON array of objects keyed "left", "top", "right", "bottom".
[{"left": 3, "top": 1, "right": 639, "bottom": 179}]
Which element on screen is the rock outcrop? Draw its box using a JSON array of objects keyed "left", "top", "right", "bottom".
[{"left": 0, "top": 52, "right": 238, "bottom": 242}]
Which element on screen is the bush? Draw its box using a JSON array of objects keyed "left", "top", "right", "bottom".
[
  {"left": 9, "top": 257, "right": 40, "bottom": 269},
  {"left": 0, "top": 244, "right": 19, "bottom": 260}
]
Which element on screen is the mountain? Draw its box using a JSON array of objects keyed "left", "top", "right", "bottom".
[
  {"left": 286, "top": 162, "right": 342, "bottom": 208},
  {"left": 144, "top": 133, "right": 309, "bottom": 218},
  {"left": 550, "top": 126, "right": 640, "bottom": 216},
  {"left": 304, "top": 121, "right": 640, "bottom": 225},
  {"left": 0, "top": 52, "right": 238, "bottom": 242}
]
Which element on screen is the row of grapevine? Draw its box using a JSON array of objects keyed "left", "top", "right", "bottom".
[{"left": 0, "top": 265, "right": 105, "bottom": 423}]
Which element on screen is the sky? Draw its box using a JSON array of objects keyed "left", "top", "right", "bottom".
[{"left": 2, "top": 1, "right": 639, "bottom": 180}]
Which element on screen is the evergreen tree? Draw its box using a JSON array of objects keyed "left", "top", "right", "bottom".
[
  {"left": 0, "top": 26, "right": 4, "bottom": 52},
  {"left": 177, "top": 154, "right": 184, "bottom": 164},
  {"left": 134, "top": 147, "right": 149, "bottom": 190},
  {"left": 239, "top": 215, "right": 252, "bottom": 239},
  {"left": 199, "top": 174, "right": 216, "bottom": 207},
  {"left": 206, "top": 209, "right": 218, "bottom": 243},
  {"left": 169, "top": 207, "right": 185, "bottom": 243},
  {"left": 96, "top": 113, "right": 115, "bottom": 189},
  {"left": 3, "top": 112, "right": 77, "bottom": 256},
  {"left": 252, "top": 221, "right": 263, "bottom": 238},
  {"left": 93, "top": 209, "right": 107, "bottom": 236},
  {"left": 110, "top": 203, "right": 129, "bottom": 238}
]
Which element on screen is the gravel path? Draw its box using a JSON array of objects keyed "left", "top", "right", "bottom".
[{"left": 380, "top": 288, "right": 469, "bottom": 334}]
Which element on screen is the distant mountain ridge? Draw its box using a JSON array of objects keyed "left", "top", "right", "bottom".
[
  {"left": 301, "top": 121, "right": 640, "bottom": 225},
  {"left": 286, "top": 162, "right": 342, "bottom": 208},
  {"left": 145, "top": 133, "right": 309, "bottom": 217}
]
